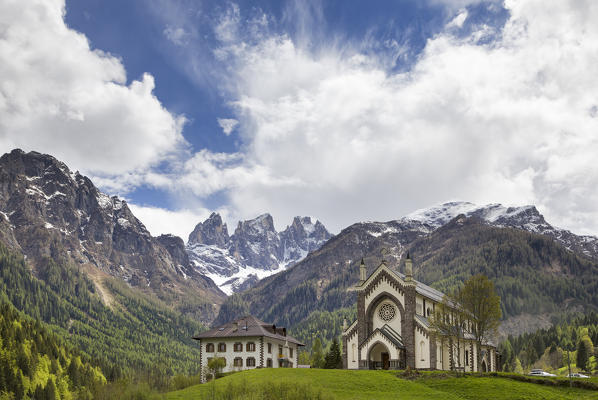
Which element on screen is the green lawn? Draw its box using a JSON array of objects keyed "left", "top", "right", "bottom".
[{"left": 166, "top": 369, "right": 598, "bottom": 400}]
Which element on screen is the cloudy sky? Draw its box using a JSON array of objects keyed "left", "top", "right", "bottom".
[{"left": 1, "top": 0, "right": 598, "bottom": 239}]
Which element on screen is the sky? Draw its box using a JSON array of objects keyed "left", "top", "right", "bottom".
[{"left": 1, "top": 0, "right": 598, "bottom": 240}]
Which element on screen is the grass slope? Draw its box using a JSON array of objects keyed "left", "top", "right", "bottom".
[{"left": 165, "top": 369, "right": 598, "bottom": 400}]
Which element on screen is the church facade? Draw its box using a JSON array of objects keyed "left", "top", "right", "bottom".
[{"left": 342, "top": 255, "right": 497, "bottom": 372}]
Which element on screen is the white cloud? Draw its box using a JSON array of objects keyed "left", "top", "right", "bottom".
[
  {"left": 217, "top": 118, "right": 239, "bottom": 135},
  {"left": 447, "top": 9, "right": 468, "bottom": 28},
  {"left": 178, "top": 0, "right": 598, "bottom": 235},
  {"left": 128, "top": 204, "right": 214, "bottom": 240},
  {"left": 0, "top": 0, "right": 186, "bottom": 182},
  {"left": 163, "top": 25, "right": 189, "bottom": 46}
]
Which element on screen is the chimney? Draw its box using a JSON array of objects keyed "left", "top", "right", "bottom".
[
  {"left": 233, "top": 322, "right": 238, "bottom": 332},
  {"left": 359, "top": 258, "right": 366, "bottom": 284}
]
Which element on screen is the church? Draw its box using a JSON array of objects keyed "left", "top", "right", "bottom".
[{"left": 342, "top": 254, "right": 497, "bottom": 372}]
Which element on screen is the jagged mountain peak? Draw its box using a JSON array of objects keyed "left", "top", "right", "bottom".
[
  {"left": 188, "top": 212, "right": 229, "bottom": 247},
  {"left": 186, "top": 213, "right": 332, "bottom": 295},
  {"left": 235, "top": 213, "right": 276, "bottom": 235}
]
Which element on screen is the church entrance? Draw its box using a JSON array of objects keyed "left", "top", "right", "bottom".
[
  {"left": 481, "top": 360, "right": 487, "bottom": 372},
  {"left": 382, "top": 352, "right": 390, "bottom": 369},
  {"left": 368, "top": 342, "right": 391, "bottom": 370}
]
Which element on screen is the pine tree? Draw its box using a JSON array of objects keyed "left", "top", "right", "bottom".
[
  {"left": 44, "top": 377, "right": 57, "bottom": 400},
  {"left": 576, "top": 338, "right": 589, "bottom": 372},
  {"left": 323, "top": 338, "right": 342, "bottom": 369}
]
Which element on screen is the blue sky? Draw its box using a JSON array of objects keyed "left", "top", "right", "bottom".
[{"left": 2, "top": 0, "right": 598, "bottom": 239}]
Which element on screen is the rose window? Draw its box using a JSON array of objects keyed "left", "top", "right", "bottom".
[{"left": 378, "top": 303, "right": 396, "bottom": 322}]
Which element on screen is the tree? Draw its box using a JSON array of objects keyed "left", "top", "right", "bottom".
[
  {"left": 311, "top": 338, "right": 324, "bottom": 368},
  {"left": 514, "top": 357, "right": 523, "bottom": 374},
  {"left": 207, "top": 356, "right": 226, "bottom": 380},
  {"left": 459, "top": 274, "right": 502, "bottom": 372},
  {"left": 498, "top": 339, "right": 514, "bottom": 371},
  {"left": 576, "top": 336, "right": 593, "bottom": 373},
  {"left": 323, "top": 338, "right": 342, "bottom": 369},
  {"left": 298, "top": 351, "right": 311, "bottom": 366},
  {"left": 429, "top": 291, "right": 468, "bottom": 374}
]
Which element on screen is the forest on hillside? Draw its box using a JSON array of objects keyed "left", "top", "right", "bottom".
[
  {"left": 499, "top": 313, "right": 598, "bottom": 374},
  {"left": 0, "top": 242, "right": 206, "bottom": 381}
]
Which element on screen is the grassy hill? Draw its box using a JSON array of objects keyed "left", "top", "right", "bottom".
[{"left": 165, "top": 369, "right": 598, "bottom": 400}]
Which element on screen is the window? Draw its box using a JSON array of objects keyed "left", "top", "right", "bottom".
[
  {"left": 267, "top": 358, "right": 272, "bottom": 367},
  {"left": 246, "top": 342, "right": 256, "bottom": 352},
  {"left": 218, "top": 343, "right": 226, "bottom": 352},
  {"left": 416, "top": 303, "right": 423, "bottom": 315},
  {"left": 426, "top": 308, "right": 431, "bottom": 317},
  {"left": 378, "top": 303, "right": 396, "bottom": 322},
  {"left": 352, "top": 344, "right": 356, "bottom": 362},
  {"left": 246, "top": 357, "right": 256, "bottom": 367},
  {"left": 234, "top": 357, "right": 243, "bottom": 367},
  {"left": 420, "top": 341, "right": 425, "bottom": 362},
  {"left": 268, "top": 343, "right": 272, "bottom": 353},
  {"left": 465, "top": 350, "right": 469, "bottom": 366},
  {"left": 279, "top": 345, "right": 283, "bottom": 357},
  {"left": 234, "top": 342, "right": 243, "bottom": 352},
  {"left": 290, "top": 347, "right": 293, "bottom": 358},
  {"left": 206, "top": 343, "right": 214, "bottom": 353}
]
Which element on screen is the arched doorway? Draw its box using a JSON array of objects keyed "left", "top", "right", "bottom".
[
  {"left": 481, "top": 360, "right": 487, "bottom": 372},
  {"left": 368, "top": 342, "right": 391, "bottom": 370}
]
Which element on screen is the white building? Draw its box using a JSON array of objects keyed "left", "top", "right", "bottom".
[
  {"left": 342, "top": 254, "right": 497, "bottom": 372},
  {"left": 194, "top": 315, "right": 304, "bottom": 381}
]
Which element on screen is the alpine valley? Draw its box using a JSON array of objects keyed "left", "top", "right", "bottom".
[{"left": 1, "top": 149, "right": 598, "bottom": 388}]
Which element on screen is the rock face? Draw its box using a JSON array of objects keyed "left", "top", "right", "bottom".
[
  {"left": 0, "top": 149, "right": 225, "bottom": 321},
  {"left": 187, "top": 213, "right": 332, "bottom": 295}
]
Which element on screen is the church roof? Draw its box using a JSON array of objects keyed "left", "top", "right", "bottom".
[
  {"left": 391, "top": 270, "right": 446, "bottom": 302},
  {"left": 380, "top": 324, "right": 405, "bottom": 349},
  {"left": 193, "top": 315, "right": 305, "bottom": 346}
]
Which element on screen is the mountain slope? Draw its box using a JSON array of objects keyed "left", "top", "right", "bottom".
[
  {"left": 215, "top": 210, "right": 598, "bottom": 343},
  {"left": 0, "top": 240, "right": 205, "bottom": 377},
  {"left": 0, "top": 149, "right": 225, "bottom": 322},
  {"left": 187, "top": 213, "right": 332, "bottom": 294}
]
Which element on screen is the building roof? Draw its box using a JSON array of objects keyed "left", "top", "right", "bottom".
[
  {"left": 193, "top": 315, "right": 305, "bottom": 346},
  {"left": 391, "top": 270, "right": 446, "bottom": 302}
]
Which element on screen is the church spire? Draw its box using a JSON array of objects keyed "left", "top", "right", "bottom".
[
  {"left": 405, "top": 252, "right": 414, "bottom": 284},
  {"left": 359, "top": 258, "right": 366, "bottom": 284}
]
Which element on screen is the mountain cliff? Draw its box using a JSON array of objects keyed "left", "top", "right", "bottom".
[
  {"left": 187, "top": 212, "right": 332, "bottom": 294},
  {"left": 0, "top": 149, "right": 225, "bottom": 322}
]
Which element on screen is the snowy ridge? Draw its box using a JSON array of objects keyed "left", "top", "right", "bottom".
[
  {"left": 401, "top": 202, "right": 598, "bottom": 258},
  {"left": 186, "top": 214, "right": 332, "bottom": 294}
]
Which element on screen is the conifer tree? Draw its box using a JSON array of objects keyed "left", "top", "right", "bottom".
[{"left": 323, "top": 339, "right": 342, "bottom": 369}]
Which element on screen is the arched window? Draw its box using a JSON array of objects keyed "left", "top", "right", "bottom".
[
  {"left": 233, "top": 357, "right": 243, "bottom": 367},
  {"left": 420, "top": 341, "right": 425, "bottom": 362},
  {"left": 266, "top": 358, "right": 273, "bottom": 367},
  {"left": 246, "top": 342, "right": 256, "bottom": 352},
  {"left": 206, "top": 343, "right": 214, "bottom": 353},
  {"left": 218, "top": 343, "right": 226, "bottom": 352},
  {"left": 246, "top": 357, "right": 256, "bottom": 367},
  {"left": 352, "top": 343, "right": 356, "bottom": 362},
  {"left": 234, "top": 342, "right": 243, "bottom": 352}
]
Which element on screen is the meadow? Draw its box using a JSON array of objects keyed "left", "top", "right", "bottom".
[{"left": 165, "top": 369, "right": 598, "bottom": 400}]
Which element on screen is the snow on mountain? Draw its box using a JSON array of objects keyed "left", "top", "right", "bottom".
[
  {"left": 402, "top": 202, "right": 598, "bottom": 258},
  {"left": 186, "top": 214, "right": 332, "bottom": 295}
]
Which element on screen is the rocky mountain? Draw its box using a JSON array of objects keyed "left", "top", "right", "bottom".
[
  {"left": 0, "top": 149, "right": 225, "bottom": 322},
  {"left": 214, "top": 203, "right": 598, "bottom": 343},
  {"left": 187, "top": 213, "right": 332, "bottom": 295}
]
